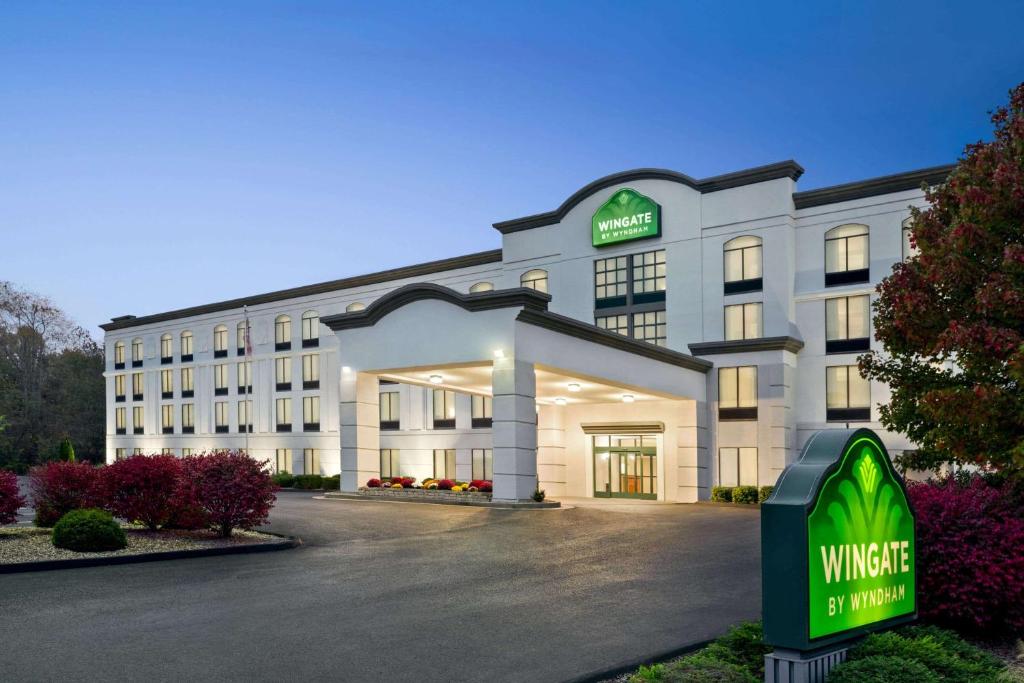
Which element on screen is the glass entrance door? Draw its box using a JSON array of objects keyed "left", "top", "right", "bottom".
[{"left": 593, "top": 435, "right": 657, "bottom": 500}]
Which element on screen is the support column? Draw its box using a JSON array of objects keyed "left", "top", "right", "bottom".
[
  {"left": 491, "top": 357, "right": 537, "bottom": 502},
  {"left": 676, "top": 399, "right": 711, "bottom": 502},
  {"left": 340, "top": 371, "right": 379, "bottom": 492},
  {"left": 537, "top": 404, "right": 566, "bottom": 497}
]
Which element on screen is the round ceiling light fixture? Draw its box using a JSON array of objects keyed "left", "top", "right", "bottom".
[
  {"left": 567, "top": 383, "right": 581, "bottom": 393},
  {"left": 621, "top": 394, "right": 635, "bottom": 403},
  {"left": 554, "top": 397, "right": 567, "bottom": 406},
  {"left": 429, "top": 374, "right": 443, "bottom": 384}
]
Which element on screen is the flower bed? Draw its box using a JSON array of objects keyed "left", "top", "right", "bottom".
[
  {"left": 363, "top": 477, "right": 493, "bottom": 497},
  {"left": 358, "top": 487, "right": 493, "bottom": 502}
]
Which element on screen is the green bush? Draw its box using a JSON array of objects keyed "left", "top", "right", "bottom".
[
  {"left": 708, "top": 621, "right": 771, "bottom": 677},
  {"left": 849, "top": 629, "right": 1004, "bottom": 682},
  {"left": 59, "top": 437, "right": 75, "bottom": 462},
  {"left": 732, "top": 486, "right": 758, "bottom": 504},
  {"left": 654, "top": 653, "right": 757, "bottom": 683},
  {"left": 711, "top": 486, "right": 732, "bottom": 502},
  {"left": 532, "top": 488, "right": 546, "bottom": 502},
  {"left": 271, "top": 472, "right": 295, "bottom": 488},
  {"left": 293, "top": 474, "right": 324, "bottom": 490},
  {"left": 321, "top": 474, "right": 340, "bottom": 491},
  {"left": 827, "top": 655, "right": 939, "bottom": 683},
  {"left": 897, "top": 624, "right": 1004, "bottom": 674},
  {"left": 758, "top": 485, "right": 774, "bottom": 503},
  {"left": 51, "top": 508, "right": 127, "bottom": 552}
]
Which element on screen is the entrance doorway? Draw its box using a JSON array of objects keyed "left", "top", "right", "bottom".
[{"left": 593, "top": 435, "right": 657, "bottom": 499}]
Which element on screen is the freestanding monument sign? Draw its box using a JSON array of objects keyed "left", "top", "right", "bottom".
[{"left": 761, "top": 428, "right": 916, "bottom": 682}]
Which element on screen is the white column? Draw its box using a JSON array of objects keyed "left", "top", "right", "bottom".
[
  {"left": 340, "top": 370, "right": 380, "bottom": 492},
  {"left": 768, "top": 358, "right": 797, "bottom": 484},
  {"left": 536, "top": 404, "right": 566, "bottom": 497},
  {"left": 676, "top": 399, "right": 710, "bottom": 502},
  {"left": 491, "top": 357, "right": 537, "bottom": 502}
]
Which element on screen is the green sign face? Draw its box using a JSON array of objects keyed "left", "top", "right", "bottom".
[
  {"left": 591, "top": 188, "right": 660, "bottom": 247},
  {"left": 807, "top": 433, "right": 916, "bottom": 639}
]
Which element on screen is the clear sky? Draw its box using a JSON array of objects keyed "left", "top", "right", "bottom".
[{"left": 2, "top": 1, "right": 1022, "bottom": 338}]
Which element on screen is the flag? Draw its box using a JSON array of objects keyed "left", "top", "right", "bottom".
[{"left": 244, "top": 306, "right": 253, "bottom": 357}]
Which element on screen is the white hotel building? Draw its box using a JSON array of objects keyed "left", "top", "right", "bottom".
[{"left": 102, "top": 161, "right": 951, "bottom": 503}]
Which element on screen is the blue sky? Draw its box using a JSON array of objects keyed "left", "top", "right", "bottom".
[{"left": 2, "top": 1, "right": 1022, "bottom": 337}]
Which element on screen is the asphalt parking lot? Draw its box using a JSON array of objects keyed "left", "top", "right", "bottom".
[{"left": 0, "top": 493, "right": 761, "bottom": 682}]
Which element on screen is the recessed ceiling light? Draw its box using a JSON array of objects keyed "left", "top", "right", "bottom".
[
  {"left": 554, "top": 397, "right": 567, "bottom": 406},
  {"left": 342, "top": 366, "right": 352, "bottom": 374},
  {"left": 493, "top": 348, "right": 505, "bottom": 359},
  {"left": 429, "top": 374, "right": 443, "bottom": 384},
  {"left": 567, "top": 383, "right": 581, "bottom": 392},
  {"left": 621, "top": 394, "right": 635, "bottom": 403}
]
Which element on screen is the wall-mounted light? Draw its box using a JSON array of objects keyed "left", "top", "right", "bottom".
[
  {"left": 342, "top": 366, "right": 352, "bottom": 374},
  {"left": 429, "top": 374, "right": 443, "bottom": 384},
  {"left": 621, "top": 394, "right": 635, "bottom": 403},
  {"left": 493, "top": 348, "right": 505, "bottom": 359},
  {"left": 554, "top": 397, "right": 567, "bottom": 406},
  {"left": 567, "top": 383, "right": 581, "bottom": 393}
]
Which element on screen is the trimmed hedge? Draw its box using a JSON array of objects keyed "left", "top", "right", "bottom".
[
  {"left": 840, "top": 627, "right": 1004, "bottom": 683},
  {"left": 321, "top": 475, "right": 340, "bottom": 491},
  {"left": 51, "top": 508, "right": 127, "bottom": 552},
  {"left": 710, "top": 486, "right": 732, "bottom": 502},
  {"left": 271, "top": 472, "right": 296, "bottom": 488},
  {"left": 293, "top": 474, "right": 323, "bottom": 490},
  {"left": 758, "top": 485, "right": 774, "bottom": 503},
  {"left": 732, "top": 485, "right": 758, "bottom": 505},
  {"left": 827, "top": 655, "right": 939, "bottom": 683}
]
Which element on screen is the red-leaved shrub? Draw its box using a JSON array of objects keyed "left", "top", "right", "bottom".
[
  {"left": 101, "top": 454, "right": 184, "bottom": 530},
  {"left": 367, "top": 478, "right": 382, "bottom": 488},
  {"left": 437, "top": 479, "right": 454, "bottom": 490},
  {"left": 180, "top": 451, "right": 276, "bottom": 537},
  {"left": 0, "top": 469, "right": 25, "bottom": 525},
  {"left": 479, "top": 481, "right": 493, "bottom": 493},
  {"left": 909, "top": 476, "right": 1024, "bottom": 634},
  {"left": 29, "top": 461, "right": 103, "bottom": 527}
]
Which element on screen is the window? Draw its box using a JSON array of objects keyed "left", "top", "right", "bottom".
[
  {"left": 276, "top": 397, "right": 292, "bottom": 432},
  {"left": 237, "top": 361, "right": 252, "bottom": 393},
  {"left": 380, "top": 391, "right": 400, "bottom": 430},
  {"left": 826, "top": 366, "right": 870, "bottom": 421},
  {"left": 902, "top": 217, "right": 917, "bottom": 260},
  {"left": 182, "top": 448, "right": 193, "bottom": 457},
  {"left": 433, "top": 449, "right": 456, "bottom": 479},
  {"left": 301, "top": 310, "right": 319, "bottom": 347},
  {"left": 238, "top": 400, "right": 252, "bottom": 433},
  {"left": 826, "top": 295, "right": 871, "bottom": 353},
  {"left": 275, "top": 315, "right": 291, "bottom": 350},
  {"left": 115, "top": 448, "right": 126, "bottom": 461},
  {"left": 236, "top": 320, "right": 250, "bottom": 355},
  {"left": 180, "top": 331, "right": 193, "bottom": 361},
  {"left": 133, "top": 406, "right": 144, "bottom": 434},
  {"left": 131, "top": 372, "right": 144, "bottom": 401},
  {"left": 825, "top": 224, "right": 869, "bottom": 286},
  {"left": 160, "top": 448, "right": 175, "bottom": 456},
  {"left": 161, "top": 369, "right": 173, "bottom": 398},
  {"left": 214, "top": 364, "right": 228, "bottom": 395},
  {"left": 275, "top": 448, "right": 292, "bottom": 474},
  {"left": 161, "top": 404, "right": 174, "bottom": 434},
  {"left": 594, "top": 256, "right": 628, "bottom": 301},
  {"left": 114, "top": 341, "right": 126, "bottom": 369},
  {"left": 595, "top": 314, "right": 629, "bottom": 336},
  {"left": 520, "top": 269, "right": 548, "bottom": 293},
  {"left": 303, "top": 449, "right": 320, "bottom": 475},
  {"left": 724, "top": 302, "right": 762, "bottom": 341},
  {"left": 133, "top": 448, "right": 144, "bottom": 456},
  {"left": 181, "top": 403, "right": 194, "bottom": 433},
  {"left": 632, "top": 310, "right": 667, "bottom": 346},
  {"left": 213, "top": 325, "right": 228, "bottom": 357},
  {"left": 181, "top": 367, "right": 194, "bottom": 398},
  {"left": 718, "top": 447, "right": 758, "bottom": 487},
  {"left": 719, "top": 366, "right": 757, "bottom": 420},
  {"left": 160, "top": 334, "right": 173, "bottom": 363},
  {"left": 275, "top": 356, "right": 292, "bottom": 391},
  {"left": 380, "top": 449, "right": 400, "bottom": 479},
  {"left": 215, "top": 401, "right": 229, "bottom": 433},
  {"left": 432, "top": 389, "right": 456, "bottom": 429},
  {"left": 302, "top": 354, "right": 319, "bottom": 390},
  {"left": 303, "top": 396, "right": 320, "bottom": 431},
  {"left": 469, "top": 282, "right": 493, "bottom": 293},
  {"left": 114, "top": 374, "right": 126, "bottom": 402},
  {"left": 131, "top": 338, "right": 143, "bottom": 367},
  {"left": 632, "top": 249, "right": 667, "bottom": 297},
  {"left": 345, "top": 302, "right": 366, "bottom": 313},
  {"left": 471, "top": 395, "right": 492, "bottom": 428},
  {"left": 472, "top": 448, "right": 493, "bottom": 480},
  {"left": 115, "top": 407, "right": 126, "bottom": 434},
  {"left": 723, "top": 235, "right": 763, "bottom": 294}
]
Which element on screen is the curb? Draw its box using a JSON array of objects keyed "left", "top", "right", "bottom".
[
  {"left": 320, "top": 493, "right": 561, "bottom": 509},
  {"left": 0, "top": 533, "right": 301, "bottom": 574},
  {"left": 697, "top": 501, "right": 763, "bottom": 509},
  {"left": 562, "top": 637, "right": 715, "bottom": 683}
]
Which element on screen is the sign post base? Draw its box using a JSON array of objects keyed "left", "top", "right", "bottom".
[{"left": 764, "top": 645, "right": 848, "bottom": 683}]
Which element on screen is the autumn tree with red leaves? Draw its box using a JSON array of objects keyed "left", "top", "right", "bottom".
[{"left": 861, "top": 83, "right": 1024, "bottom": 477}]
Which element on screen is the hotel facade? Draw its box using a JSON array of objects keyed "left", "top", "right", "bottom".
[{"left": 101, "top": 161, "right": 951, "bottom": 503}]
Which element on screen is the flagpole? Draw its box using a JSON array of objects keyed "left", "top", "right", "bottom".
[{"left": 244, "top": 305, "right": 252, "bottom": 457}]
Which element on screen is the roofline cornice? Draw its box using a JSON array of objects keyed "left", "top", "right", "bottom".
[
  {"left": 793, "top": 164, "right": 954, "bottom": 210},
  {"left": 688, "top": 336, "right": 805, "bottom": 356}
]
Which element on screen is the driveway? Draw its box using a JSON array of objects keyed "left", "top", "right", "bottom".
[{"left": 0, "top": 493, "right": 761, "bottom": 682}]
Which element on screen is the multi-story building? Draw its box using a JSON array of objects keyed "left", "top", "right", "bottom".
[{"left": 101, "top": 160, "right": 951, "bottom": 503}]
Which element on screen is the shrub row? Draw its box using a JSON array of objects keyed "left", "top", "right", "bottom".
[
  {"left": 710, "top": 485, "right": 773, "bottom": 504},
  {"left": 28, "top": 452, "right": 277, "bottom": 538},
  {"left": 270, "top": 472, "right": 340, "bottom": 490}
]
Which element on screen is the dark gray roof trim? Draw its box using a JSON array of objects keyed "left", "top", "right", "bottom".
[
  {"left": 516, "top": 308, "right": 713, "bottom": 373},
  {"left": 688, "top": 336, "right": 805, "bottom": 356},
  {"left": 322, "top": 283, "right": 550, "bottom": 331},
  {"left": 793, "top": 164, "right": 954, "bottom": 210},
  {"left": 493, "top": 161, "right": 805, "bottom": 234},
  {"left": 101, "top": 249, "right": 504, "bottom": 332}
]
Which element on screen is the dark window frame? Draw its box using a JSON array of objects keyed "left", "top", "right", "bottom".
[
  {"left": 824, "top": 229, "right": 870, "bottom": 287},
  {"left": 593, "top": 249, "right": 666, "bottom": 345},
  {"left": 303, "top": 380, "right": 319, "bottom": 390},
  {"left": 717, "top": 366, "right": 758, "bottom": 421},
  {"left": 723, "top": 239, "right": 763, "bottom": 294}
]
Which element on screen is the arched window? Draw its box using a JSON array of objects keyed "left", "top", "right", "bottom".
[
  {"left": 131, "top": 338, "right": 144, "bottom": 366},
  {"left": 302, "top": 310, "right": 320, "bottom": 348},
  {"left": 275, "top": 315, "right": 292, "bottom": 350},
  {"left": 113, "top": 340, "right": 126, "bottom": 368},
  {"left": 520, "top": 269, "right": 548, "bottom": 293},
  {"left": 346, "top": 302, "right": 366, "bottom": 313},
  {"left": 180, "top": 331, "right": 194, "bottom": 361},
  {"left": 723, "top": 235, "right": 762, "bottom": 293},
  {"left": 213, "top": 324, "right": 228, "bottom": 357},
  {"left": 902, "top": 217, "right": 917, "bottom": 261},
  {"left": 469, "top": 282, "right": 494, "bottom": 293},
  {"left": 825, "top": 224, "right": 869, "bottom": 286},
  {"left": 160, "top": 333, "right": 173, "bottom": 362},
  {"left": 236, "top": 320, "right": 250, "bottom": 355}
]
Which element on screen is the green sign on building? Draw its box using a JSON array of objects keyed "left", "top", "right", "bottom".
[
  {"left": 591, "top": 188, "right": 660, "bottom": 247},
  {"left": 762, "top": 428, "right": 916, "bottom": 652}
]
